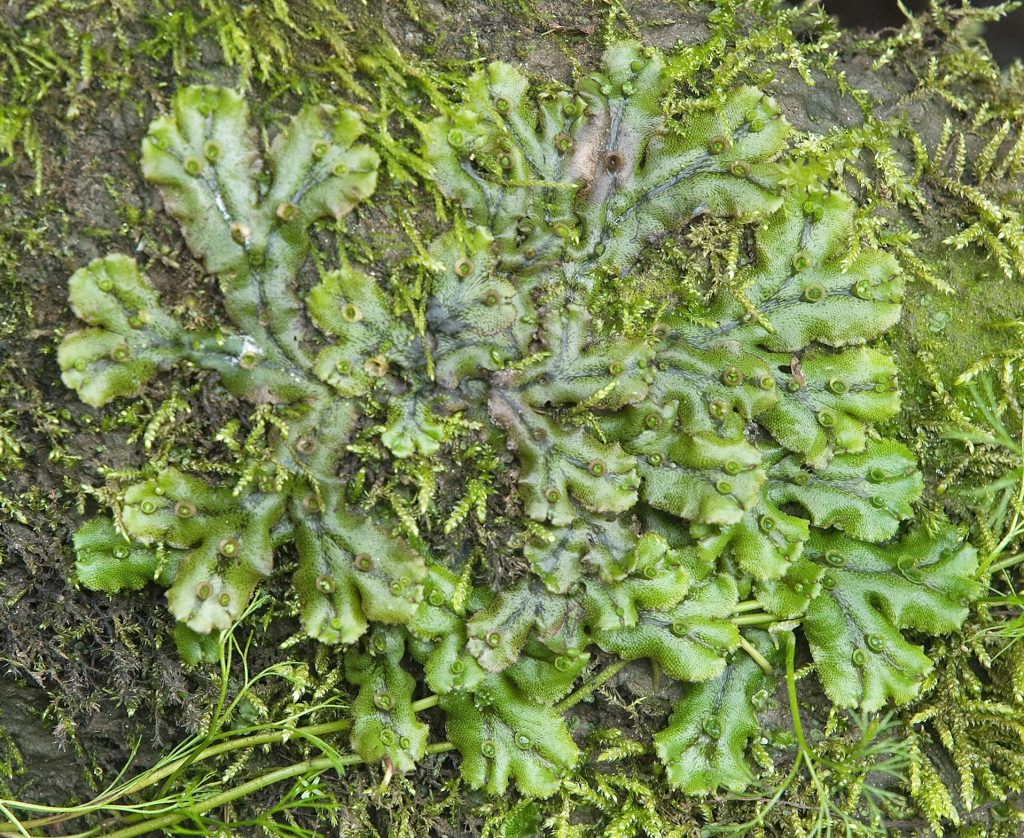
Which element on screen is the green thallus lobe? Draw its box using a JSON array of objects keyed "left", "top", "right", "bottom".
[{"left": 59, "top": 41, "right": 981, "bottom": 798}]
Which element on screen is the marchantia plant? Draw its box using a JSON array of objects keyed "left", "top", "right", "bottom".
[{"left": 57, "top": 40, "right": 984, "bottom": 799}]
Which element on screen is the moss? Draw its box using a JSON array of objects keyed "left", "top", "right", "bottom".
[{"left": 3, "top": 0, "right": 1024, "bottom": 835}]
